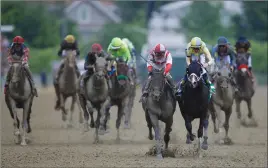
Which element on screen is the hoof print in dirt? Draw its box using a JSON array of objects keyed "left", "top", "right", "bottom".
[{"left": 145, "top": 145, "right": 176, "bottom": 158}]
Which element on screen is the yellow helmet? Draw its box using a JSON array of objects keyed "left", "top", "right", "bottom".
[
  {"left": 111, "top": 37, "right": 123, "bottom": 50},
  {"left": 64, "top": 35, "right": 75, "bottom": 43},
  {"left": 190, "top": 37, "right": 202, "bottom": 48}
]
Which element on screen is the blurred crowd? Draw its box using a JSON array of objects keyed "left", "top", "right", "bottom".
[{"left": 1, "top": 34, "right": 10, "bottom": 77}]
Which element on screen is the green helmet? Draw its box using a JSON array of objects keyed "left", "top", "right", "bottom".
[{"left": 111, "top": 37, "right": 123, "bottom": 49}]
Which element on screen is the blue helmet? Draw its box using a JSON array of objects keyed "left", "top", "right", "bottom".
[{"left": 217, "top": 36, "right": 228, "bottom": 46}]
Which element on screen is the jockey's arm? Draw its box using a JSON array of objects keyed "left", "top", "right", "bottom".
[
  {"left": 74, "top": 41, "right": 80, "bottom": 57},
  {"left": 57, "top": 41, "right": 65, "bottom": 56},
  {"left": 211, "top": 45, "right": 218, "bottom": 59},
  {"left": 124, "top": 47, "right": 132, "bottom": 63},
  {"left": 228, "top": 45, "right": 236, "bottom": 66},
  {"left": 165, "top": 53, "right": 172, "bottom": 75},
  {"left": 203, "top": 46, "right": 214, "bottom": 66},
  {"left": 146, "top": 54, "right": 153, "bottom": 72},
  {"left": 185, "top": 42, "right": 191, "bottom": 66}
]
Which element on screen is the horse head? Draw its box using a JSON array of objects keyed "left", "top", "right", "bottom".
[
  {"left": 93, "top": 56, "right": 107, "bottom": 81},
  {"left": 65, "top": 50, "right": 76, "bottom": 68},
  {"left": 11, "top": 61, "right": 24, "bottom": 84},
  {"left": 187, "top": 61, "right": 204, "bottom": 88},
  {"left": 215, "top": 67, "right": 232, "bottom": 90},
  {"left": 150, "top": 67, "right": 165, "bottom": 101},
  {"left": 114, "top": 57, "right": 129, "bottom": 86},
  {"left": 236, "top": 53, "right": 250, "bottom": 78}
]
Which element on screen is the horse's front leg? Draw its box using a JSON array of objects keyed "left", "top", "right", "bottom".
[
  {"left": 67, "top": 94, "right": 76, "bottom": 128},
  {"left": 246, "top": 98, "right": 258, "bottom": 127},
  {"left": 124, "top": 95, "right": 133, "bottom": 129},
  {"left": 21, "top": 98, "right": 32, "bottom": 146},
  {"left": 8, "top": 97, "right": 21, "bottom": 144},
  {"left": 79, "top": 94, "right": 89, "bottom": 132},
  {"left": 99, "top": 97, "right": 111, "bottom": 135},
  {"left": 201, "top": 113, "right": 209, "bottom": 150},
  {"left": 149, "top": 112, "right": 162, "bottom": 159},
  {"left": 145, "top": 110, "right": 153, "bottom": 140},
  {"left": 94, "top": 107, "right": 102, "bottom": 144},
  {"left": 185, "top": 116, "right": 195, "bottom": 143},
  {"left": 223, "top": 107, "right": 233, "bottom": 144},
  {"left": 164, "top": 117, "right": 173, "bottom": 149},
  {"left": 235, "top": 97, "right": 242, "bottom": 119},
  {"left": 87, "top": 101, "right": 95, "bottom": 128},
  {"left": 197, "top": 115, "right": 205, "bottom": 157},
  {"left": 115, "top": 103, "right": 125, "bottom": 143},
  {"left": 60, "top": 94, "right": 67, "bottom": 121}
]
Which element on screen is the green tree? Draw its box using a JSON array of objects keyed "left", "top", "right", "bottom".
[{"left": 180, "top": 2, "right": 224, "bottom": 40}]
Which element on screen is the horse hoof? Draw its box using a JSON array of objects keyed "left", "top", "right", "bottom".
[
  {"left": 90, "top": 122, "right": 95, "bottom": 128},
  {"left": 124, "top": 123, "right": 131, "bottom": 129},
  {"left": 201, "top": 143, "right": 208, "bottom": 150},
  {"left": 156, "top": 154, "right": 163, "bottom": 159},
  {"left": 98, "top": 128, "right": 106, "bottom": 135},
  {"left": 214, "top": 128, "right": 219, "bottom": 134},
  {"left": 20, "top": 140, "right": 27, "bottom": 146},
  {"left": 67, "top": 123, "right": 73, "bottom": 128},
  {"left": 224, "top": 137, "right": 233, "bottom": 145},
  {"left": 190, "top": 134, "right": 196, "bottom": 141},
  {"left": 148, "top": 135, "right": 154, "bottom": 140},
  {"left": 186, "top": 138, "right": 192, "bottom": 144},
  {"left": 62, "top": 115, "right": 67, "bottom": 122},
  {"left": 27, "top": 127, "right": 32, "bottom": 133}
]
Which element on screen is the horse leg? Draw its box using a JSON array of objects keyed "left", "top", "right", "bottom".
[
  {"left": 21, "top": 98, "right": 31, "bottom": 146},
  {"left": 145, "top": 110, "right": 153, "bottom": 140},
  {"left": 124, "top": 95, "right": 133, "bottom": 129},
  {"left": 115, "top": 104, "right": 125, "bottom": 142},
  {"left": 209, "top": 102, "right": 219, "bottom": 133},
  {"left": 223, "top": 107, "right": 233, "bottom": 145},
  {"left": 87, "top": 101, "right": 95, "bottom": 128},
  {"left": 76, "top": 94, "right": 84, "bottom": 124},
  {"left": 7, "top": 97, "right": 21, "bottom": 144},
  {"left": 185, "top": 116, "right": 195, "bottom": 143},
  {"left": 197, "top": 115, "right": 205, "bottom": 157},
  {"left": 94, "top": 107, "right": 102, "bottom": 144},
  {"left": 26, "top": 98, "right": 33, "bottom": 133},
  {"left": 67, "top": 95, "right": 76, "bottom": 128},
  {"left": 148, "top": 112, "right": 162, "bottom": 159},
  {"left": 235, "top": 97, "right": 242, "bottom": 119},
  {"left": 60, "top": 94, "right": 67, "bottom": 122},
  {"left": 99, "top": 97, "right": 111, "bottom": 135},
  {"left": 246, "top": 98, "right": 258, "bottom": 127},
  {"left": 164, "top": 117, "right": 173, "bottom": 149},
  {"left": 79, "top": 95, "right": 89, "bottom": 132},
  {"left": 201, "top": 114, "right": 209, "bottom": 150}
]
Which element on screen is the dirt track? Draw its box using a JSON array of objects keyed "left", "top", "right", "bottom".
[{"left": 1, "top": 86, "right": 267, "bottom": 167}]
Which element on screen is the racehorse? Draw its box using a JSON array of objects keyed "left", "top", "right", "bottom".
[
  {"left": 209, "top": 65, "right": 235, "bottom": 144},
  {"left": 78, "top": 56, "right": 109, "bottom": 143},
  {"left": 99, "top": 57, "right": 131, "bottom": 142},
  {"left": 234, "top": 53, "right": 256, "bottom": 127},
  {"left": 141, "top": 67, "right": 176, "bottom": 159},
  {"left": 54, "top": 50, "right": 81, "bottom": 127},
  {"left": 177, "top": 61, "right": 210, "bottom": 157},
  {"left": 5, "top": 60, "right": 35, "bottom": 146}
]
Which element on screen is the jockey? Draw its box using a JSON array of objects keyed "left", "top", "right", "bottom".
[
  {"left": 177, "top": 37, "right": 215, "bottom": 97},
  {"left": 140, "top": 43, "right": 178, "bottom": 100},
  {"left": 212, "top": 36, "right": 238, "bottom": 92},
  {"left": 80, "top": 43, "right": 111, "bottom": 92},
  {"left": 122, "top": 38, "right": 137, "bottom": 77},
  {"left": 55, "top": 34, "right": 81, "bottom": 84},
  {"left": 107, "top": 37, "right": 134, "bottom": 85},
  {"left": 4, "top": 36, "right": 38, "bottom": 97},
  {"left": 235, "top": 36, "right": 254, "bottom": 82}
]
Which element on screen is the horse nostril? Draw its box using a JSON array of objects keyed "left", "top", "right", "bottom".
[{"left": 193, "top": 81, "right": 197, "bottom": 85}]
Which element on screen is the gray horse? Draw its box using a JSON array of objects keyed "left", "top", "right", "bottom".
[
  {"left": 209, "top": 66, "right": 235, "bottom": 144},
  {"left": 5, "top": 61, "right": 34, "bottom": 146},
  {"left": 123, "top": 67, "right": 136, "bottom": 129},
  {"left": 54, "top": 50, "right": 82, "bottom": 127},
  {"left": 78, "top": 56, "right": 109, "bottom": 143},
  {"left": 142, "top": 67, "right": 176, "bottom": 159},
  {"left": 234, "top": 53, "right": 256, "bottom": 126},
  {"left": 99, "top": 58, "right": 131, "bottom": 142}
]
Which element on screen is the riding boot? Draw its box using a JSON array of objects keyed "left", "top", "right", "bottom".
[
  {"left": 4, "top": 67, "right": 12, "bottom": 94},
  {"left": 230, "top": 76, "right": 239, "bottom": 93},
  {"left": 165, "top": 73, "right": 179, "bottom": 98},
  {"left": 203, "top": 72, "right": 215, "bottom": 95},
  {"left": 139, "top": 75, "right": 152, "bottom": 102},
  {"left": 177, "top": 74, "right": 187, "bottom": 97},
  {"left": 55, "top": 63, "right": 64, "bottom": 85},
  {"left": 24, "top": 65, "right": 38, "bottom": 97}
]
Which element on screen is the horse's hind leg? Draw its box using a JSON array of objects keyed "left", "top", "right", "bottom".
[
  {"left": 21, "top": 98, "right": 31, "bottom": 146},
  {"left": 79, "top": 95, "right": 89, "bottom": 132},
  {"left": 60, "top": 95, "right": 67, "bottom": 122},
  {"left": 26, "top": 100, "right": 33, "bottom": 133},
  {"left": 164, "top": 117, "right": 173, "bottom": 149},
  {"left": 145, "top": 110, "right": 153, "bottom": 140},
  {"left": 223, "top": 107, "right": 233, "bottom": 145},
  {"left": 149, "top": 112, "right": 162, "bottom": 159},
  {"left": 202, "top": 114, "right": 209, "bottom": 150},
  {"left": 99, "top": 97, "right": 111, "bottom": 135},
  {"left": 7, "top": 98, "right": 21, "bottom": 144}
]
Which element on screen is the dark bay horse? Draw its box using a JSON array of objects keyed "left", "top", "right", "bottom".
[
  {"left": 177, "top": 61, "right": 210, "bottom": 157},
  {"left": 235, "top": 53, "right": 256, "bottom": 127},
  {"left": 99, "top": 57, "right": 131, "bottom": 142},
  {"left": 142, "top": 67, "right": 176, "bottom": 159},
  {"left": 5, "top": 60, "right": 34, "bottom": 146}
]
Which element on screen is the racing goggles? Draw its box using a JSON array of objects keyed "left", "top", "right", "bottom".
[
  {"left": 155, "top": 51, "right": 165, "bottom": 58},
  {"left": 111, "top": 45, "right": 121, "bottom": 52}
]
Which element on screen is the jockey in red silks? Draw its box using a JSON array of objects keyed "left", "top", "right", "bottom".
[{"left": 4, "top": 36, "right": 38, "bottom": 97}]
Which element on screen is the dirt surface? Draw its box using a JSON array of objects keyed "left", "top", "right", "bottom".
[{"left": 1, "top": 86, "right": 267, "bottom": 167}]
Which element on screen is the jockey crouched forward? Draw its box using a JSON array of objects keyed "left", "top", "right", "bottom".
[
  {"left": 54, "top": 35, "right": 80, "bottom": 109},
  {"left": 140, "top": 44, "right": 179, "bottom": 102},
  {"left": 107, "top": 37, "right": 134, "bottom": 85},
  {"left": 122, "top": 38, "right": 137, "bottom": 81},
  {"left": 212, "top": 36, "right": 239, "bottom": 93},
  {"left": 4, "top": 36, "right": 38, "bottom": 97},
  {"left": 178, "top": 37, "right": 215, "bottom": 97},
  {"left": 235, "top": 36, "right": 255, "bottom": 83},
  {"left": 80, "top": 43, "right": 111, "bottom": 93}
]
